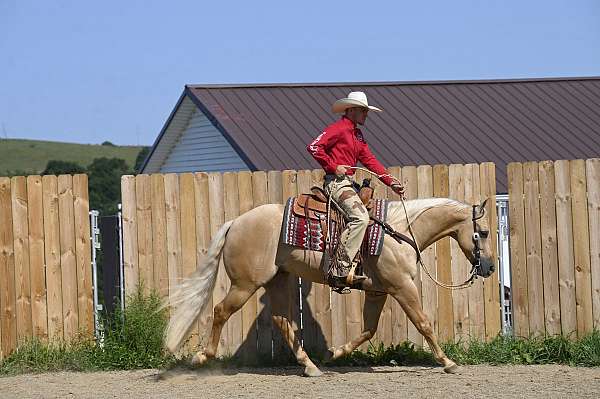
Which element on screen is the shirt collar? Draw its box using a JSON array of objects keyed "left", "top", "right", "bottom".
[{"left": 341, "top": 115, "right": 357, "bottom": 128}]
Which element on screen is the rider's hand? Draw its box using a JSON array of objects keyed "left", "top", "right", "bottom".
[
  {"left": 335, "top": 165, "right": 348, "bottom": 177},
  {"left": 391, "top": 183, "right": 405, "bottom": 199}
]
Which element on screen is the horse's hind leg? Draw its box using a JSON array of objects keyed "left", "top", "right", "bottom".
[
  {"left": 191, "top": 283, "right": 258, "bottom": 366},
  {"left": 328, "top": 292, "right": 387, "bottom": 360},
  {"left": 266, "top": 272, "right": 323, "bottom": 377},
  {"left": 390, "top": 282, "right": 458, "bottom": 373}
]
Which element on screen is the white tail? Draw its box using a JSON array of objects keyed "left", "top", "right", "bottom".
[{"left": 164, "top": 220, "right": 234, "bottom": 353}]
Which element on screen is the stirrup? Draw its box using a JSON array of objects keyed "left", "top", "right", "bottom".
[{"left": 346, "top": 264, "right": 367, "bottom": 286}]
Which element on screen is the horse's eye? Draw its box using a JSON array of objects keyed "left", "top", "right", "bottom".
[{"left": 479, "top": 230, "right": 489, "bottom": 238}]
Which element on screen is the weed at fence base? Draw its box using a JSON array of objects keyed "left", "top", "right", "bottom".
[
  {"left": 0, "top": 286, "right": 174, "bottom": 375},
  {"left": 442, "top": 331, "right": 600, "bottom": 367}
]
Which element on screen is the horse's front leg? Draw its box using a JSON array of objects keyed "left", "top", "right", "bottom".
[
  {"left": 267, "top": 272, "right": 323, "bottom": 377},
  {"left": 328, "top": 291, "right": 387, "bottom": 360},
  {"left": 390, "top": 281, "right": 458, "bottom": 373}
]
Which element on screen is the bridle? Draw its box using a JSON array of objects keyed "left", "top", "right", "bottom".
[
  {"left": 470, "top": 204, "right": 490, "bottom": 280},
  {"left": 337, "top": 166, "right": 494, "bottom": 290}
]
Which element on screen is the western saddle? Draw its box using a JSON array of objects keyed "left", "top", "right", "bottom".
[{"left": 292, "top": 179, "right": 375, "bottom": 222}]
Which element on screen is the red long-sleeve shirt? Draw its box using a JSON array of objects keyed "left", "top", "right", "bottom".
[{"left": 307, "top": 116, "right": 394, "bottom": 186}]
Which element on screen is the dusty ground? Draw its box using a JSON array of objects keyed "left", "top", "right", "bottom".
[{"left": 1, "top": 364, "right": 599, "bottom": 399}]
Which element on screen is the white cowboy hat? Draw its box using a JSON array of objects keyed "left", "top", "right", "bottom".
[{"left": 332, "top": 91, "right": 383, "bottom": 114}]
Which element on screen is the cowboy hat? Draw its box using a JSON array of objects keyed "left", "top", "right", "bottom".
[{"left": 332, "top": 91, "right": 383, "bottom": 114}]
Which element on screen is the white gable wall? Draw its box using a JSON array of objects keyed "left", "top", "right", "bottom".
[{"left": 160, "top": 107, "right": 249, "bottom": 173}]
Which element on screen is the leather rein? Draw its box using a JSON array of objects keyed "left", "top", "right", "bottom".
[{"left": 341, "top": 166, "right": 487, "bottom": 290}]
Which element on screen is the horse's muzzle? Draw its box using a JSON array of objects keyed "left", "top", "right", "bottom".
[{"left": 476, "top": 257, "right": 495, "bottom": 278}]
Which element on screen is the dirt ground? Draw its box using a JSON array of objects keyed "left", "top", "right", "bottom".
[{"left": 1, "top": 364, "right": 599, "bottom": 399}]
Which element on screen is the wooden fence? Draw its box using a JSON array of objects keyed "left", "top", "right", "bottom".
[
  {"left": 0, "top": 174, "right": 94, "bottom": 359},
  {"left": 508, "top": 159, "right": 600, "bottom": 338},
  {"left": 121, "top": 163, "right": 500, "bottom": 359}
]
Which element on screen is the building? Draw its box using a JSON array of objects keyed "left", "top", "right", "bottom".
[{"left": 141, "top": 76, "right": 600, "bottom": 193}]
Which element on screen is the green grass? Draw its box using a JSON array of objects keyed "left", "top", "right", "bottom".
[
  {"left": 324, "top": 341, "right": 437, "bottom": 367},
  {"left": 0, "top": 138, "right": 142, "bottom": 176},
  {"left": 0, "top": 288, "right": 173, "bottom": 375},
  {"left": 3, "top": 295, "right": 599, "bottom": 375},
  {"left": 442, "top": 331, "right": 600, "bottom": 367}
]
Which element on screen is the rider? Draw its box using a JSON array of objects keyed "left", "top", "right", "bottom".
[{"left": 307, "top": 91, "right": 405, "bottom": 288}]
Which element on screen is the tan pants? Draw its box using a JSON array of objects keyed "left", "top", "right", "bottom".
[{"left": 324, "top": 176, "right": 370, "bottom": 276}]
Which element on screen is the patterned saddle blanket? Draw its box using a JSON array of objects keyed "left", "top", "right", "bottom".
[{"left": 281, "top": 195, "right": 388, "bottom": 256}]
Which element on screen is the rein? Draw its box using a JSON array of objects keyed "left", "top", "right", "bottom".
[{"left": 341, "top": 166, "right": 481, "bottom": 290}]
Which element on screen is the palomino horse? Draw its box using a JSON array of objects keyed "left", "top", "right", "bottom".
[{"left": 164, "top": 197, "right": 495, "bottom": 376}]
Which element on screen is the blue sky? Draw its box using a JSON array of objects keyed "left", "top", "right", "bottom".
[{"left": 1, "top": 0, "right": 598, "bottom": 146}]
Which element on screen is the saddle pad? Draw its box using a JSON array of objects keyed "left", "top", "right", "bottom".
[{"left": 281, "top": 197, "right": 388, "bottom": 256}]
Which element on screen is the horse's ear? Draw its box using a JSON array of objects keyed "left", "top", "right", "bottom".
[{"left": 479, "top": 198, "right": 489, "bottom": 216}]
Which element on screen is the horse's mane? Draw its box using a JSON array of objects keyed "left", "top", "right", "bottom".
[{"left": 386, "top": 198, "right": 465, "bottom": 228}]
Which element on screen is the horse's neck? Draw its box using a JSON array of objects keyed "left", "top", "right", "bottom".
[{"left": 407, "top": 204, "right": 468, "bottom": 249}]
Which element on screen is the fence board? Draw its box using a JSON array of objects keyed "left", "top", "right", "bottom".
[
  {"left": 296, "top": 170, "right": 323, "bottom": 353},
  {"left": 179, "top": 173, "right": 199, "bottom": 349},
  {"left": 311, "top": 169, "right": 332, "bottom": 351},
  {"left": 523, "top": 162, "right": 545, "bottom": 336},
  {"left": 465, "top": 164, "right": 485, "bottom": 340},
  {"left": 449, "top": 164, "right": 469, "bottom": 341},
  {"left": 58, "top": 175, "right": 79, "bottom": 341},
  {"left": 193, "top": 172, "right": 213, "bottom": 348},
  {"left": 135, "top": 175, "right": 154, "bottom": 293},
  {"left": 417, "top": 165, "right": 437, "bottom": 339},
  {"left": 281, "top": 170, "right": 302, "bottom": 358},
  {"left": 364, "top": 169, "right": 392, "bottom": 347},
  {"left": 267, "top": 170, "right": 288, "bottom": 358},
  {"left": 387, "top": 166, "right": 409, "bottom": 345},
  {"left": 344, "top": 170, "right": 366, "bottom": 350},
  {"left": 374, "top": 172, "right": 391, "bottom": 341},
  {"left": 0, "top": 177, "right": 16, "bottom": 357},
  {"left": 507, "top": 163, "right": 529, "bottom": 337},
  {"left": 586, "top": 159, "right": 600, "bottom": 330},
  {"left": 208, "top": 172, "right": 227, "bottom": 355},
  {"left": 237, "top": 171, "right": 258, "bottom": 362},
  {"left": 27, "top": 176, "right": 48, "bottom": 340},
  {"left": 164, "top": 174, "right": 183, "bottom": 301},
  {"left": 121, "top": 175, "right": 138, "bottom": 296},
  {"left": 251, "top": 171, "right": 273, "bottom": 359},
  {"left": 480, "top": 162, "right": 501, "bottom": 340},
  {"left": 11, "top": 176, "right": 32, "bottom": 342},
  {"left": 570, "top": 160, "right": 593, "bottom": 336},
  {"left": 73, "top": 174, "right": 93, "bottom": 334},
  {"left": 42, "top": 175, "right": 63, "bottom": 341},
  {"left": 151, "top": 174, "right": 168, "bottom": 299},
  {"left": 401, "top": 165, "right": 419, "bottom": 346},
  {"left": 433, "top": 165, "right": 453, "bottom": 342},
  {"left": 538, "top": 161, "right": 561, "bottom": 335},
  {"left": 554, "top": 160, "right": 577, "bottom": 336},
  {"left": 223, "top": 172, "right": 243, "bottom": 356}
]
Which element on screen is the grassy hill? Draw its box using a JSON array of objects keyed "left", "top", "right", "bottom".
[{"left": 0, "top": 139, "right": 144, "bottom": 176}]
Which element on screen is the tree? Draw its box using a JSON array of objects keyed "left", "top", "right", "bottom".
[
  {"left": 42, "top": 160, "right": 86, "bottom": 175},
  {"left": 134, "top": 146, "right": 150, "bottom": 173},
  {"left": 101, "top": 141, "right": 116, "bottom": 146},
  {"left": 88, "top": 157, "right": 131, "bottom": 215}
]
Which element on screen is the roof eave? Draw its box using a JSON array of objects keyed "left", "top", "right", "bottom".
[
  {"left": 139, "top": 90, "right": 188, "bottom": 174},
  {"left": 185, "top": 85, "right": 257, "bottom": 170},
  {"left": 186, "top": 75, "right": 600, "bottom": 90}
]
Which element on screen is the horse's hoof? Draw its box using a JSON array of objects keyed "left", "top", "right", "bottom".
[
  {"left": 443, "top": 363, "right": 459, "bottom": 374},
  {"left": 325, "top": 346, "right": 344, "bottom": 361},
  {"left": 191, "top": 352, "right": 208, "bottom": 367},
  {"left": 303, "top": 365, "right": 324, "bottom": 377},
  {"left": 322, "top": 347, "right": 335, "bottom": 363}
]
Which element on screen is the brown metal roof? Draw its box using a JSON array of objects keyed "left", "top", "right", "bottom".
[{"left": 185, "top": 77, "right": 600, "bottom": 193}]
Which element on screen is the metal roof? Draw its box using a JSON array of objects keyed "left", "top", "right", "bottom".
[{"left": 147, "top": 77, "right": 600, "bottom": 193}]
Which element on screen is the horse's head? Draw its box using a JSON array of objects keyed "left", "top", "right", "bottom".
[{"left": 455, "top": 199, "right": 495, "bottom": 278}]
